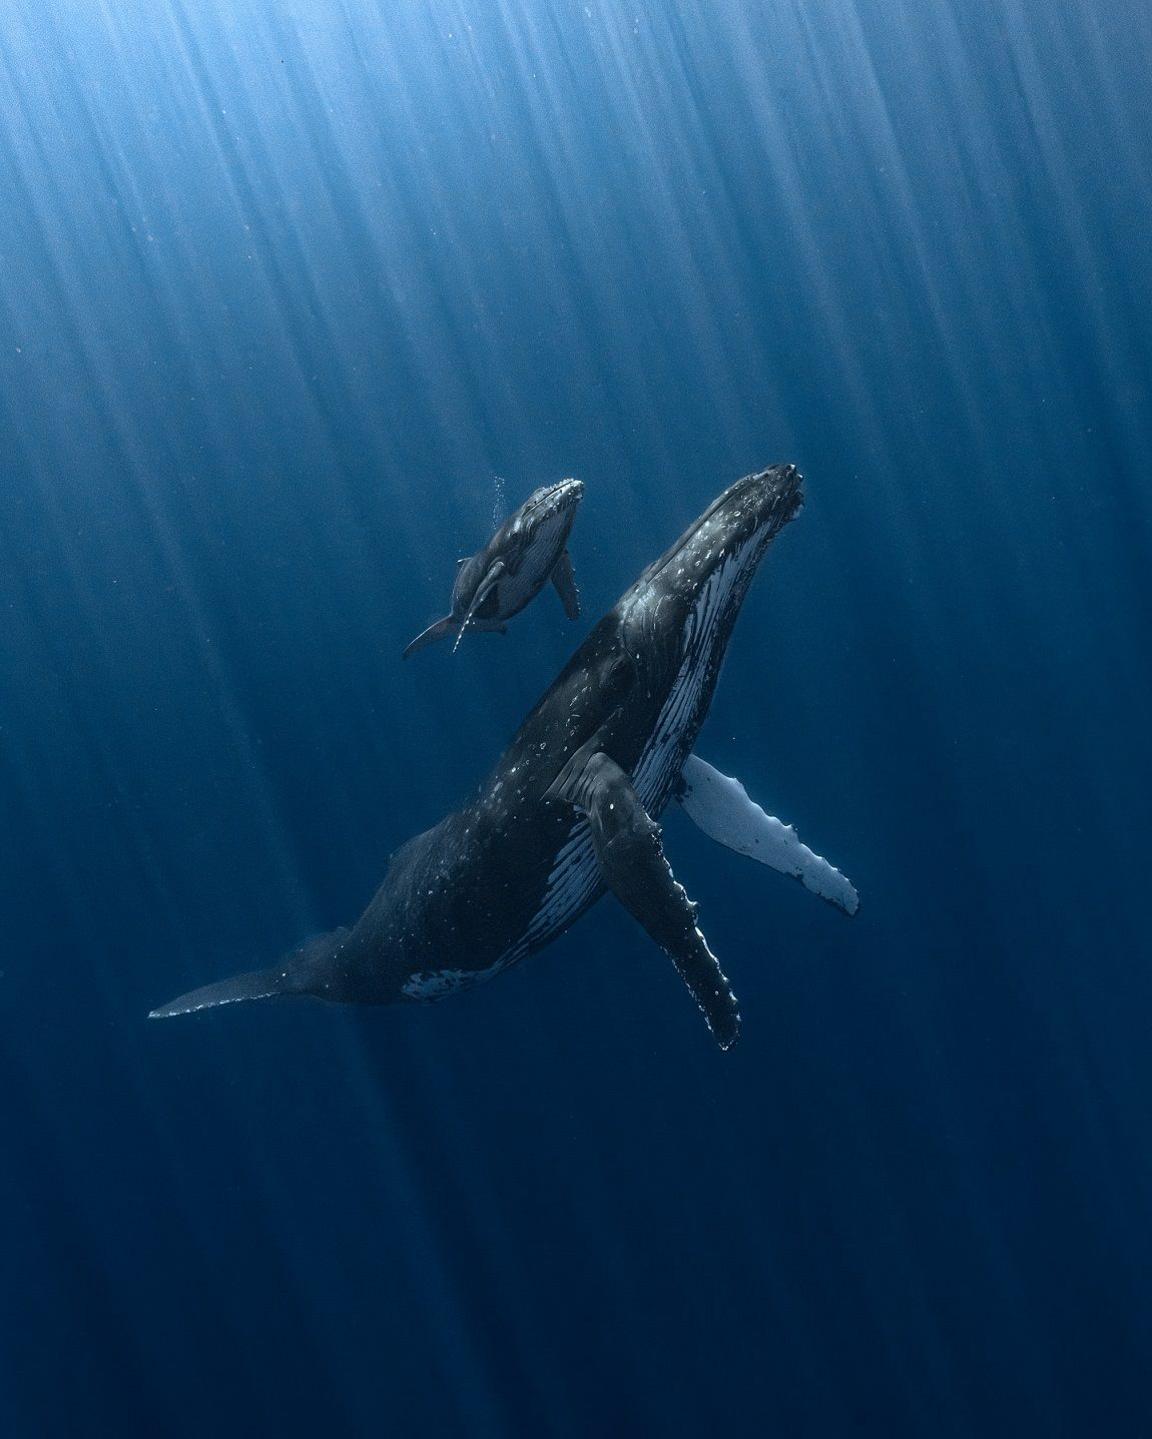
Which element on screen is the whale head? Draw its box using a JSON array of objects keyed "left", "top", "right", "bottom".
[
  {"left": 609, "top": 465, "right": 803, "bottom": 805},
  {"left": 501, "top": 476, "right": 584, "bottom": 567},
  {"left": 519, "top": 476, "right": 585, "bottom": 525},
  {"left": 619, "top": 464, "right": 802, "bottom": 669}
]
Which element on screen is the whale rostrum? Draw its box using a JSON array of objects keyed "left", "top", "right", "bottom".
[{"left": 151, "top": 466, "right": 857, "bottom": 1049}]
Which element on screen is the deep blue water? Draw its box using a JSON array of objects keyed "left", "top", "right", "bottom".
[{"left": 3, "top": 1, "right": 1151, "bottom": 1434}]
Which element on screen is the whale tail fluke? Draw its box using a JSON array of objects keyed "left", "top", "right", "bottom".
[
  {"left": 401, "top": 616, "right": 456, "bottom": 659},
  {"left": 149, "top": 927, "right": 352, "bottom": 1020},
  {"left": 148, "top": 965, "right": 288, "bottom": 1019}
]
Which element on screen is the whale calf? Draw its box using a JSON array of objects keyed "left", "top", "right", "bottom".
[
  {"left": 152, "top": 466, "right": 856, "bottom": 1048},
  {"left": 402, "top": 478, "right": 584, "bottom": 657}
]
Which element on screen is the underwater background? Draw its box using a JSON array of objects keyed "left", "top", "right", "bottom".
[{"left": 2, "top": 0, "right": 1151, "bottom": 1434}]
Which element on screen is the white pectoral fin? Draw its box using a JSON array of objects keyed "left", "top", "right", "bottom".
[{"left": 678, "top": 754, "right": 859, "bottom": 916}]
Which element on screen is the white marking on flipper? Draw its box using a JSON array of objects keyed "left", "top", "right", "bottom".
[{"left": 678, "top": 754, "right": 859, "bottom": 915}]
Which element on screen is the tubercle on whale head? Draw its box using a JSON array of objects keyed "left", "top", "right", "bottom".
[
  {"left": 656, "top": 464, "right": 801, "bottom": 586},
  {"left": 507, "top": 477, "right": 584, "bottom": 545},
  {"left": 521, "top": 476, "right": 585, "bottom": 518}
]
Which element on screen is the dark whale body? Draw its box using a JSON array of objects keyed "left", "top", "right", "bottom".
[{"left": 152, "top": 466, "right": 856, "bottom": 1047}]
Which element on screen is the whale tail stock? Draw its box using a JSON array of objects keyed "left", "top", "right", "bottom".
[{"left": 149, "top": 928, "right": 351, "bottom": 1020}]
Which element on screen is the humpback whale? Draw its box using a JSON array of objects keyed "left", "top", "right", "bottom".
[
  {"left": 152, "top": 466, "right": 856, "bottom": 1048},
  {"left": 402, "top": 478, "right": 584, "bottom": 657}
]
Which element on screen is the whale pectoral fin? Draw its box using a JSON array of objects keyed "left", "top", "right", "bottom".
[
  {"left": 402, "top": 616, "right": 456, "bottom": 659},
  {"left": 453, "top": 559, "right": 507, "bottom": 653},
  {"left": 553, "top": 750, "right": 740, "bottom": 1050},
  {"left": 471, "top": 559, "right": 506, "bottom": 613},
  {"left": 677, "top": 754, "right": 859, "bottom": 916},
  {"left": 551, "top": 548, "right": 580, "bottom": 619}
]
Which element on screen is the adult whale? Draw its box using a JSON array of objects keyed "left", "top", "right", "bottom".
[{"left": 151, "top": 466, "right": 857, "bottom": 1048}]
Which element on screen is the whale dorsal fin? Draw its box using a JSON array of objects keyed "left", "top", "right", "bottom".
[
  {"left": 548, "top": 748, "right": 739, "bottom": 1050},
  {"left": 551, "top": 549, "right": 580, "bottom": 620},
  {"left": 677, "top": 755, "right": 859, "bottom": 915}
]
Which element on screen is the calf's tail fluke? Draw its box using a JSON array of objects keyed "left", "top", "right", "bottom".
[
  {"left": 149, "top": 965, "right": 287, "bottom": 1019},
  {"left": 401, "top": 616, "right": 455, "bottom": 659}
]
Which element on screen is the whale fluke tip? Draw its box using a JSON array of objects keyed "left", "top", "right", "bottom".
[{"left": 148, "top": 967, "right": 284, "bottom": 1020}]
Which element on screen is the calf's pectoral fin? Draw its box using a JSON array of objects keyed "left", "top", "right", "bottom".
[
  {"left": 551, "top": 548, "right": 581, "bottom": 620},
  {"left": 677, "top": 754, "right": 859, "bottom": 915},
  {"left": 475, "top": 557, "right": 506, "bottom": 605},
  {"left": 549, "top": 749, "right": 739, "bottom": 1050},
  {"left": 453, "top": 559, "right": 506, "bottom": 653}
]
